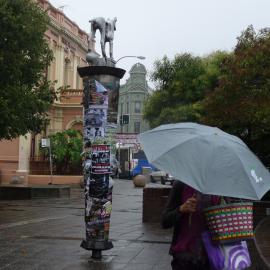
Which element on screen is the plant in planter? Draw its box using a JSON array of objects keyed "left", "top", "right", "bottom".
[{"left": 41, "top": 129, "right": 83, "bottom": 175}]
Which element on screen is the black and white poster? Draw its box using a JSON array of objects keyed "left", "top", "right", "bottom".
[{"left": 91, "top": 145, "right": 111, "bottom": 174}]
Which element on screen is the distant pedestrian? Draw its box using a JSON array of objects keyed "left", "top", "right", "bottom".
[{"left": 162, "top": 181, "right": 213, "bottom": 270}]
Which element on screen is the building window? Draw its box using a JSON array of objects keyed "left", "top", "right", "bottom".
[
  {"left": 134, "top": 122, "right": 140, "bottom": 133},
  {"left": 126, "top": 102, "right": 129, "bottom": 114},
  {"left": 135, "top": 101, "right": 141, "bottom": 113},
  {"left": 120, "top": 103, "right": 123, "bottom": 114}
]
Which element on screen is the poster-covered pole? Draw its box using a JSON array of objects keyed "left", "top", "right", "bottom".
[
  {"left": 81, "top": 79, "right": 113, "bottom": 259},
  {"left": 78, "top": 17, "right": 125, "bottom": 260}
]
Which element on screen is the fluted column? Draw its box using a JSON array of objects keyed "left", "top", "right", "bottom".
[{"left": 16, "top": 133, "right": 31, "bottom": 184}]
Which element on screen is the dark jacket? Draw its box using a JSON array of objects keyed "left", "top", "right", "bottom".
[{"left": 161, "top": 181, "right": 184, "bottom": 255}]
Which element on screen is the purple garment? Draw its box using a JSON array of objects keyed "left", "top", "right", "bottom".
[
  {"left": 201, "top": 231, "right": 225, "bottom": 270},
  {"left": 171, "top": 185, "right": 208, "bottom": 255}
]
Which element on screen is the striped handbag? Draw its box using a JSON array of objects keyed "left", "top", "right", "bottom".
[{"left": 204, "top": 202, "right": 254, "bottom": 243}]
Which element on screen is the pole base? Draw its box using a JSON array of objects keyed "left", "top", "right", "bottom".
[
  {"left": 91, "top": 249, "right": 102, "bottom": 260},
  {"left": 80, "top": 239, "right": 113, "bottom": 251}
]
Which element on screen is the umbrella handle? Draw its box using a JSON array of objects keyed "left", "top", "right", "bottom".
[
  {"left": 189, "top": 213, "right": 192, "bottom": 226},
  {"left": 188, "top": 191, "right": 198, "bottom": 226}
]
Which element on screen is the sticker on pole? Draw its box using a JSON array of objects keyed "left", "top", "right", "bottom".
[{"left": 91, "top": 145, "right": 111, "bottom": 174}]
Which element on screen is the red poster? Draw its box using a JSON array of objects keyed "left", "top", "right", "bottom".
[{"left": 91, "top": 145, "right": 111, "bottom": 174}]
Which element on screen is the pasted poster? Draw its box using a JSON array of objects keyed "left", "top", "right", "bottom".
[
  {"left": 83, "top": 79, "right": 109, "bottom": 108},
  {"left": 84, "top": 107, "right": 107, "bottom": 140},
  {"left": 90, "top": 80, "right": 109, "bottom": 106},
  {"left": 84, "top": 171, "right": 114, "bottom": 249},
  {"left": 79, "top": 59, "right": 124, "bottom": 254},
  {"left": 91, "top": 145, "right": 111, "bottom": 174},
  {"left": 85, "top": 182, "right": 113, "bottom": 243}
]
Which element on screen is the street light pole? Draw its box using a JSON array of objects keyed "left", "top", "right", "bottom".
[
  {"left": 115, "top": 55, "right": 145, "bottom": 64},
  {"left": 48, "top": 143, "right": 53, "bottom": 185}
]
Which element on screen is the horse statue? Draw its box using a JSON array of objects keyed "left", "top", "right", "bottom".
[{"left": 89, "top": 17, "right": 117, "bottom": 60}]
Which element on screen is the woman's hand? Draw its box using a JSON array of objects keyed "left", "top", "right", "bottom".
[{"left": 179, "top": 195, "right": 198, "bottom": 214}]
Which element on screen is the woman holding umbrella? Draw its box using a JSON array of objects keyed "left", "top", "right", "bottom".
[
  {"left": 162, "top": 181, "right": 214, "bottom": 270},
  {"left": 139, "top": 123, "right": 270, "bottom": 270}
]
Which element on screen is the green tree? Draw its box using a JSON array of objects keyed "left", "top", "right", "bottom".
[
  {"left": 203, "top": 26, "right": 270, "bottom": 165},
  {"left": 202, "top": 51, "right": 232, "bottom": 92},
  {"left": 47, "top": 129, "right": 83, "bottom": 175},
  {"left": 144, "top": 52, "right": 227, "bottom": 128},
  {"left": 0, "top": 0, "right": 55, "bottom": 139}
]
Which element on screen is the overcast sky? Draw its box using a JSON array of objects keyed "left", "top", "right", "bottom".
[{"left": 50, "top": 0, "right": 270, "bottom": 84}]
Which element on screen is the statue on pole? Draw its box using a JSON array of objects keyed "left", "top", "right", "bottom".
[
  {"left": 78, "top": 16, "right": 125, "bottom": 261},
  {"left": 89, "top": 17, "right": 117, "bottom": 60}
]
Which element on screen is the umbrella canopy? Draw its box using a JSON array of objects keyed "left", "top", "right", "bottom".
[{"left": 139, "top": 122, "right": 270, "bottom": 200}]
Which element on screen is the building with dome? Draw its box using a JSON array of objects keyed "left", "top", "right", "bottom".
[
  {"left": 118, "top": 63, "right": 150, "bottom": 134},
  {"left": 116, "top": 63, "right": 150, "bottom": 177}
]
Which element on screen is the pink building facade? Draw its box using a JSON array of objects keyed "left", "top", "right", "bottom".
[{"left": 0, "top": 0, "right": 90, "bottom": 185}]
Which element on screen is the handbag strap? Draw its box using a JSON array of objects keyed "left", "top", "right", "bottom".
[{"left": 220, "top": 196, "right": 227, "bottom": 205}]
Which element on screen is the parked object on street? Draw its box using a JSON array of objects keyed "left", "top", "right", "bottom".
[
  {"left": 150, "top": 170, "right": 174, "bottom": 185},
  {"left": 132, "top": 159, "right": 156, "bottom": 177},
  {"left": 133, "top": 174, "right": 147, "bottom": 187},
  {"left": 139, "top": 122, "right": 270, "bottom": 200}
]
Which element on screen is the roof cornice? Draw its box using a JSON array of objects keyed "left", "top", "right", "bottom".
[
  {"left": 52, "top": 103, "right": 83, "bottom": 108},
  {"left": 49, "top": 19, "right": 88, "bottom": 52}
]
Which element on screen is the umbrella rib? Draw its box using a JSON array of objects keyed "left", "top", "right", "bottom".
[{"left": 220, "top": 138, "right": 257, "bottom": 197}]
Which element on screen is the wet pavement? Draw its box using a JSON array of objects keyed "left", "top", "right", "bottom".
[{"left": 0, "top": 179, "right": 173, "bottom": 270}]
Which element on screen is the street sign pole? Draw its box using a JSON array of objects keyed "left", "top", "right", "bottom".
[
  {"left": 49, "top": 143, "right": 53, "bottom": 185},
  {"left": 41, "top": 138, "right": 53, "bottom": 184}
]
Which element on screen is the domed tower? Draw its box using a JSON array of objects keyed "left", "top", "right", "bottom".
[
  {"left": 129, "top": 62, "right": 147, "bottom": 82},
  {"left": 118, "top": 63, "right": 150, "bottom": 134}
]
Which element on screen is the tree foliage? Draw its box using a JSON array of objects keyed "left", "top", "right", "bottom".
[
  {"left": 0, "top": 0, "right": 55, "bottom": 139},
  {"left": 144, "top": 25, "right": 270, "bottom": 166},
  {"left": 203, "top": 26, "right": 270, "bottom": 165},
  {"left": 46, "top": 129, "right": 83, "bottom": 175},
  {"left": 144, "top": 52, "right": 228, "bottom": 128}
]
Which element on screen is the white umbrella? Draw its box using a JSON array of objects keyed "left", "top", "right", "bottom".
[{"left": 139, "top": 122, "right": 270, "bottom": 200}]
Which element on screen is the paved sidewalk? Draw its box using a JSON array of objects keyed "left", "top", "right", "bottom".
[{"left": 0, "top": 179, "right": 173, "bottom": 270}]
